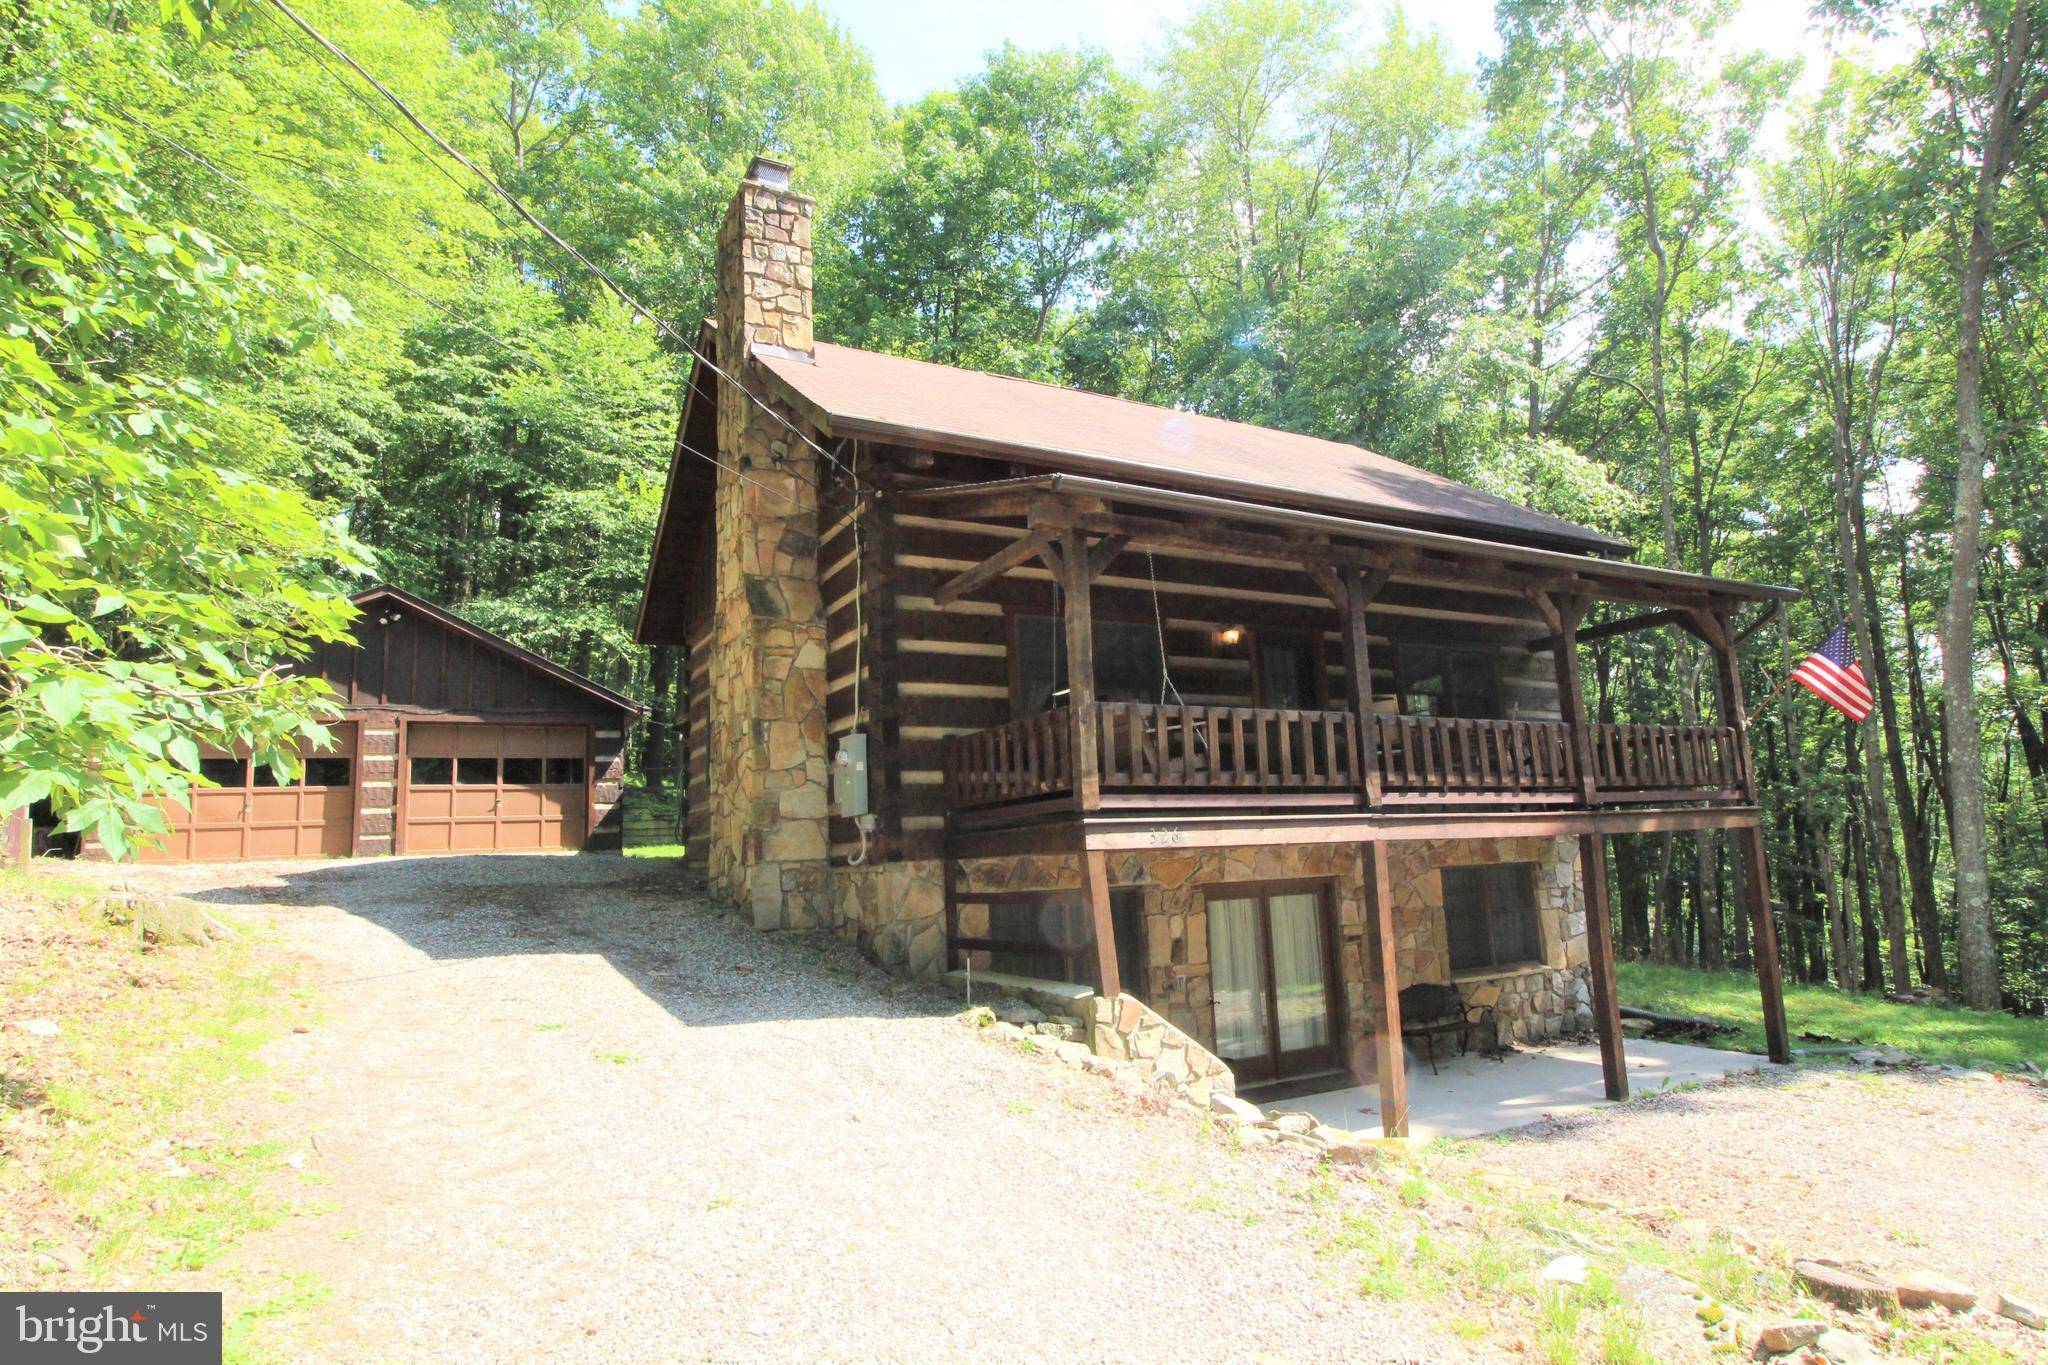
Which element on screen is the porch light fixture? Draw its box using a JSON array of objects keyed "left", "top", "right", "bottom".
[{"left": 1218, "top": 626, "right": 1244, "bottom": 646}]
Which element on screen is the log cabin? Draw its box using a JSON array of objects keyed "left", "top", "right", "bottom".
[{"left": 635, "top": 156, "right": 1797, "bottom": 1135}]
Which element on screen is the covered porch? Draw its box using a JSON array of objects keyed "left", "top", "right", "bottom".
[{"left": 929, "top": 470, "right": 1799, "bottom": 1139}]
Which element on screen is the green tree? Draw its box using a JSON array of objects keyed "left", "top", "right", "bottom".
[{"left": 0, "top": 72, "right": 367, "bottom": 856}]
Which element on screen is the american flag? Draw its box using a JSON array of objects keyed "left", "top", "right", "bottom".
[{"left": 1791, "top": 623, "right": 1874, "bottom": 722}]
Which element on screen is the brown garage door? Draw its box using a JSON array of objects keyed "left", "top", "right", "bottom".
[
  {"left": 401, "top": 723, "right": 589, "bottom": 854},
  {"left": 136, "top": 725, "right": 358, "bottom": 863}
]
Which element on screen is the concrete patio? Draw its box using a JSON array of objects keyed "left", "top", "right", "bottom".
[{"left": 1286, "top": 1039, "right": 1772, "bottom": 1140}]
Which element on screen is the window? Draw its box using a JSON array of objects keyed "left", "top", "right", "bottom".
[
  {"left": 1442, "top": 863, "right": 1544, "bottom": 973},
  {"left": 410, "top": 756, "right": 453, "bottom": 786},
  {"left": 1398, "top": 645, "right": 1501, "bottom": 719},
  {"left": 1258, "top": 637, "right": 1322, "bottom": 709},
  {"left": 252, "top": 762, "right": 286, "bottom": 787},
  {"left": 1110, "top": 889, "right": 1146, "bottom": 996},
  {"left": 198, "top": 757, "right": 246, "bottom": 787},
  {"left": 304, "top": 757, "right": 352, "bottom": 787},
  {"left": 546, "top": 757, "right": 585, "bottom": 786},
  {"left": 982, "top": 895, "right": 1088, "bottom": 982},
  {"left": 456, "top": 757, "right": 498, "bottom": 785},
  {"left": 502, "top": 757, "right": 544, "bottom": 785},
  {"left": 1013, "top": 614, "right": 1165, "bottom": 717}
]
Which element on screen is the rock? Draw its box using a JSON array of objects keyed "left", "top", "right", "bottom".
[
  {"left": 1892, "top": 1270, "right": 1976, "bottom": 1312},
  {"left": 1849, "top": 1045, "right": 1913, "bottom": 1068},
  {"left": 1270, "top": 1112, "right": 1316, "bottom": 1136},
  {"left": 1053, "top": 1040, "right": 1092, "bottom": 1066},
  {"left": 1322, "top": 1143, "right": 1378, "bottom": 1166},
  {"left": 1309, "top": 1124, "right": 1351, "bottom": 1145},
  {"left": 1996, "top": 1293, "right": 2046, "bottom": 1330},
  {"left": 15, "top": 1019, "right": 59, "bottom": 1038},
  {"left": 996, "top": 1000, "right": 1045, "bottom": 1027},
  {"left": 1813, "top": 1327, "right": 1876, "bottom": 1363},
  {"left": 957, "top": 1005, "right": 995, "bottom": 1029},
  {"left": 1541, "top": 1254, "right": 1589, "bottom": 1285},
  {"left": 1079, "top": 1054, "right": 1117, "bottom": 1077},
  {"left": 1209, "top": 1093, "right": 1264, "bottom": 1125},
  {"left": 1756, "top": 1321, "right": 1825, "bottom": 1354},
  {"left": 1794, "top": 1260, "right": 1900, "bottom": 1314}
]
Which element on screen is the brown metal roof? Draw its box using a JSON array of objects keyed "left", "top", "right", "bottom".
[{"left": 758, "top": 342, "right": 1631, "bottom": 555}]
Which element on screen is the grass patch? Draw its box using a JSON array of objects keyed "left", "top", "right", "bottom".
[
  {"left": 1617, "top": 961, "right": 2048, "bottom": 1068},
  {"left": 0, "top": 866, "right": 319, "bottom": 1358},
  {"left": 623, "top": 843, "right": 687, "bottom": 860}
]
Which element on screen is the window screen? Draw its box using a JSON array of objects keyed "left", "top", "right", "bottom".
[
  {"left": 1399, "top": 645, "right": 1501, "bottom": 719},
  {"left": 1014, "top": 614, "right": 1166, "bottom": 716},
  {"left": 410, "top": 756, "right": 453, "bottom": 786},
  {"left": 546, "top": 757, "right": 585, "bottom": 785},
  {"left": 1442, "top": 863, "right": 1543, "bottom": 972},
  {"left": 456, "top": 756, "right": 498, "bottom": 785},
  {"left": 1259, "top": 638, "right": 1321, "bottom": 708},
  {"left": 1110, "top": 889, "right": 1146, "bottom": 996}
]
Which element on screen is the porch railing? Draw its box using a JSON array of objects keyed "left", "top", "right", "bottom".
[
  {"left": 1589, "top": 722, "right": 1745, "bottom": 797},
  {"left": 1097, "top": 702, "right": 1359, "bottom": 790},
  {"left": 1373, "top": 715, "right": 1580, "bottom": 797},
  {"left": 944, "top": 705, "right": 1748, "bottom": 811}
]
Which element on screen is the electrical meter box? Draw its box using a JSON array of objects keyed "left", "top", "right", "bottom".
[{"left": 832, "top": 732, "right": 870, "bottom": 819}]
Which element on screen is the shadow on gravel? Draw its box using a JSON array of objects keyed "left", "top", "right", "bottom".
[{"left": 183, "top": 853, "right": 959, "bottom": 1031}]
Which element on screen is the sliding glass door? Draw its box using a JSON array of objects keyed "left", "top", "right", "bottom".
[{"left": 1206, "top": 881, "right": 1339, "bottom": 1083}]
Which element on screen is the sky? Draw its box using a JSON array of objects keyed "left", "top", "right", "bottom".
[{"left": 808, "top": 0, "right": 1872, "bottom": 107}]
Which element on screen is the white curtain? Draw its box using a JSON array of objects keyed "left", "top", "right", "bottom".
[
  {"left": 1269, "top": 892, "right": 1330, "bottom": 1053},
  {"left": 1209, "top": 896, "right": 1268, "bottom": 1062}
]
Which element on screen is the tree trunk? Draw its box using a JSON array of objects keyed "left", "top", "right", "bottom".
[{"left": 1944, "top": 2, "right": 2043, "bottom": 1009}]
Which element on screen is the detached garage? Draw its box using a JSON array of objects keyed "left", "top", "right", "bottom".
[{"left": 130, "top": 586, "right": 643, "bottom": 863}]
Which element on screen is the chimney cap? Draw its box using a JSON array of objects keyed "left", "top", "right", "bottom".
[{"left": 745, "top": 155, "right": 793, "bottom": 190}]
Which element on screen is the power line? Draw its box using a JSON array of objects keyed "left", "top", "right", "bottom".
[
  {"left": 106, "top": 104, "right": 790, "bottom": 509},
  {"left": 261, "top": 0, "right": 862, "bottom": 498}
]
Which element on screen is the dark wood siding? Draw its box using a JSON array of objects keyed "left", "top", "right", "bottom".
[
  {"left": 303, "top": 611, "right": 615, "bottom": 718},
  {"left": 826, "top": 446, "right": 1563, "bottom": 860}
]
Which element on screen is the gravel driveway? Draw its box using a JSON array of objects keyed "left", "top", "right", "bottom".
[{"left": 102, "top": 854, "right": 1465, "bottom": 1363}]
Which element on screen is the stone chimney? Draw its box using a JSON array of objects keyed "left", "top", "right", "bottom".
[
  {"left": 707, "top": 156, "right": 831, "bottom": 931},
  {"left": 716, "top": 155, "right": 814, "bottom": 361}
]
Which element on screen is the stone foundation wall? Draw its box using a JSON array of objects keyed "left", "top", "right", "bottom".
[
  {"left": 948, "top": 835, "right": 1593, "bottom": 1058},
  {"left": 1383, "top": 837, "right": 1591, "bottom": 1043},
  {"left": 831, "top": 859, "right": 947, "bottom": 979}
]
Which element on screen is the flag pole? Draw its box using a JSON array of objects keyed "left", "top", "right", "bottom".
[{"left": 1747, "top": 673, "right": 1796, "bottom": 728}]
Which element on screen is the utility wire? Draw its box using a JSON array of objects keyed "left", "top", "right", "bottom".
[
  {"left": 261, "top": 0, "right": 863, "bottom": 498},
  {"left": 106, "top": 105, "right": 790, "bottom": 509}
]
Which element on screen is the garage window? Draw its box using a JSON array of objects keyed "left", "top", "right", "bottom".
[
  {"left": 456, "top": 757, "right": 498, "bottom": 785},
  {"left": 198, "top": 757, "right": 246, "bottom": 786},
  {"left": 410, "top": 756, "right": 453, "bottom": 785},
  {"left": 546, "top": 757, "right": 584, "bottom": 785},
  {"left": 502, "top": 757, "right": 544, "bottom": 784},
  {"left": 304, "top": 757, "right": 352, "bottom": 787}
]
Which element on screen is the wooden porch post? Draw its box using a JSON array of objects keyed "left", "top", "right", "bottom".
[
  {"left": 1542, "top": 592, "right": 1599, "bottom": 806},
  {"left": 1340, "top": 565, "right": 1390, "bottom": 809},
  {"left": 1054, "top": 527, "right": 1103, "bottom": 812},
  {"left": 1361, "top": 840, "right": 1408, "bottom": 1138},
  {"left": 1578, "top": 832, "right": 1627, "bottom": 1100},
  {"left": 1082, "top": 846, "right": 1120, "bottom": 997},
  {"left": 1736, "top": 821, "right": 1792, "bottom": 1063},
  {"left": 1697, "top": 606, "right": 1791, "bottom": 1064}
]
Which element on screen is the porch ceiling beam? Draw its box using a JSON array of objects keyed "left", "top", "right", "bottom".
[
  {"left": 932, "top": 525, "right": 1058, "bottom": 608},
  {"left": 1075, "top": 803, "right": 1766, "bottom": 851},
  {"left": 1526, "top": 606, "right": 1690, "bottom": 652},
  {"left": 903, "top": 472, "right": 1798, "bottom": 603},
  {"left": 1732, "top": 599, "right": 1782, "bottom": 648}
]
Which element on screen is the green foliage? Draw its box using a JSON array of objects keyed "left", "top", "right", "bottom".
[
  {"left": 0, "top": 71, "right": 366, "bottom": 856},
  {"left": 1618, "top": 962, "right": 2048, "bottom": 1067}
]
